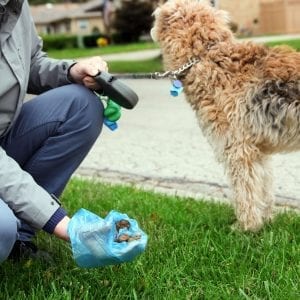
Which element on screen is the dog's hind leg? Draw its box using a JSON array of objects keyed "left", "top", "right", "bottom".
[
  {"left": 261, "top": 158, "right": 274, "bottom": 223},
  {"left": 226, "top": 145, "right": 273, "bottom": 231}
]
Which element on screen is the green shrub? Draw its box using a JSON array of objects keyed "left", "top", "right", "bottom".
[
  {"left": 110, "top": 32, "right": 124, "bottom": 44},
  {"left": 41, "top": 34, "right": 78, "bottom": 51},
  {"left": 82, "top": 33, "right": 110, "bottom": 48},
  {"left": 82, "top": 33, "right": 101, "bottom": 48}
]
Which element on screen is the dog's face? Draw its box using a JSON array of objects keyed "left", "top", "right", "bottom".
[{"left": 151, "top": 0, "right": 232, "bottom": 67}]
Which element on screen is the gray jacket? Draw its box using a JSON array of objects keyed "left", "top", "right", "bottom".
[{"left": 0, "top": 0, "right": 74, "bottom": 229}]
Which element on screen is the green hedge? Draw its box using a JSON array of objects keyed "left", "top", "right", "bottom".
[
  {"left": 41, "top": 34, "right": 78, "bottom": 51},
  {"left": 41, "top": 33, "right": 111, "bottom": 51},
  {"left": 82, "top": 33, "right": 110, "bottom": 47}
]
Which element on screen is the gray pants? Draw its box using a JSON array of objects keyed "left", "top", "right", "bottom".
[{"left": 0, "top": 200, "right": 20, "bottom": 262}]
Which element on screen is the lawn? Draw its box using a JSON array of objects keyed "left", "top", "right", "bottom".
[
  {"left": 108, "top": 56, "right": 163, "bottom": 73},
  {"left": 266, "top": 39, "right": 300, "bottom": 51},
  {"left": 0, "top": 178, "right": 299, "bottom": 299},
  {"left": 47, "top": 41, "right": 159, "bottom": 60}
]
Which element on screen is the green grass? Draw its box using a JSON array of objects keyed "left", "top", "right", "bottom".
[
  {"left": 1, "top": 178, "right": 299, "bottom": 299},
  {"left": 108, "top": 57, "right": 163, "bottom": 73},
  {"left": 266, "top": 39, "right": 300, "bottom": 51},
  {"left": 47, "top": 42, "right": 159, "bottom": 60}
]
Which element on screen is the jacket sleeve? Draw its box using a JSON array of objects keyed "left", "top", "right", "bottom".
[
  {"left": 27, "top": 14, "right": 75, "bottom": 94},
  {"left": 0, "top": 147, "right": 61, "bottom": 229}
]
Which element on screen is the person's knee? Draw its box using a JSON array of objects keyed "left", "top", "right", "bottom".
[
  {"left": 0, "top": 206, "right": 18, "bottom": 262},
  {"left": 68, "top": 84, "right": 104, "bottom": 142}
]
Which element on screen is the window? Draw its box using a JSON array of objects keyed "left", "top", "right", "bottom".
[
  {"left": 78, "top": 19, "right": 88, "bottom": 30},
  {"left": 210, "top": 0, "right": 219, "bottom": 8}
]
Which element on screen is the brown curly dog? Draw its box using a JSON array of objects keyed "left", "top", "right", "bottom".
[{"left": 151, "top": 0, "right": 300, "bottom": 231}]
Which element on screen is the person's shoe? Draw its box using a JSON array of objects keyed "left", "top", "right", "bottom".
[{"left": 8, "top": 240, "right": 52, "bottom": 262}]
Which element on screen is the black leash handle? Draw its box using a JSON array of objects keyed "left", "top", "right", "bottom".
[{"left": 94, "top": 71, "right": 139, "bottom": 109}]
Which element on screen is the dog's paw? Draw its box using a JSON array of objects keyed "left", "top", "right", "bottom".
[
  {"left": 230, "top": 221, "right": 264, "bottom": 233},
  {"left": 230, "top": 221, "right": 241, "bottom": 232}
]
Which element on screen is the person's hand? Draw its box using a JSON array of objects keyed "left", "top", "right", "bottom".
[
  {"left": 68, "top": 56, "right": 108, "bottom": 90},
  {"left": 53, "top": 216, "right": 70, "bottom": 241}
]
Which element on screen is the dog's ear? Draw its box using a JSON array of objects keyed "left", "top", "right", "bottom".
[
  {"left": 214, "top": 9, "right": 231, "bottom": 25},
  {"left": 152, "top": 6, "right": 161, "bottom": 19}
]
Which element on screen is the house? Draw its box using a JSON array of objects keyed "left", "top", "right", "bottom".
[
  {"left": 259, "top": 0, "right": 300, "bottom": 35},
  {"left": 30, "top": 0, "right": 107, "bottom": 35},
  {"left": 212, "top": 0, "right": 300, "bottom": 36},
  {"left": 31, "top": 0, "right": 300, "bottom": 37}
]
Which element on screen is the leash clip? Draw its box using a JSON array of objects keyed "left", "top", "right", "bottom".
[
  {"left": 153, "top": 70, "right": 172, "bottom": 79},
  {"left": 172, "top": 58, "right": 200, "bottom": 78},
  {"left": 153, "top": 58, "right": 200, "bottom": 80}
]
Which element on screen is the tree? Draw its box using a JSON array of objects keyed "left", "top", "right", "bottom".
[{"left": 113, "top": 0, "right": 154, "bottom": 43}]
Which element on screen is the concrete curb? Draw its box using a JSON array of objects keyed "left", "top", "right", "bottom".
[{"left": 75, "top": 168, "right": 300, "bottom": 210}]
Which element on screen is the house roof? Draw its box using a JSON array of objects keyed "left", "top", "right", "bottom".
[{"left": 30, "top": 0, "right": 104, "bottom": 25}]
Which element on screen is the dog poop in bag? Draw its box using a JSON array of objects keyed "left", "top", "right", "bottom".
[
  {"left": 115, "top": 219, "right": 142, "bottom": 243},
  {"left": 68, "top": 209, "right": 148, "bottom": 268}
]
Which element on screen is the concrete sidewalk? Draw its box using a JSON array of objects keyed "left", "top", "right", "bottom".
[{"left": 76, "top": 34, "right": 300, "bottom": 209}]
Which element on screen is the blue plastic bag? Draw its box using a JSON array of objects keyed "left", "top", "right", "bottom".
[{"left": 67, "top": 209, "right": 148, "bottom": 268}]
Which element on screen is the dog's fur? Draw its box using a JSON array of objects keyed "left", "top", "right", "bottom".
[{"left": 151, "top": 0, "right": 300, "bottom": 231}]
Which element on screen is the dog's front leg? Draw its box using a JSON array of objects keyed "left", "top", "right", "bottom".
[{"left": 226, "top": 146, "right": 273, "bottom": 231}]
